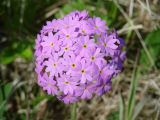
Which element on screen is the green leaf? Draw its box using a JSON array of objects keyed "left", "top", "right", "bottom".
[
  {"left": 19, "top": 47, "right": 33, "bottom": 59},
  {"left": 107, "top": 111, "right": 119, "bottom": 120},
  {"left": 140, "top": 28, "right": 160, "bottom": 69},
  {"left": 55, "top": 0, "right": 93, "bottom": 18},
  {"left": 0, "top": 47, "right": 17, "bottom": 64},
  {"left": 0, "top": 41, "right": 33, "bottom": 64},
  {"left": 0, "top": 101, "right": 7, "bottom": 120},
  {"left": 32, "top": 95, "right": 54, "bottom": 106},
  {"left": 0, "top": 83, "right": 12, "bottom": 102},
  {"left": 0, "top": 83, "right": 13, "bottom": 119},
  {"left": 101, "top": 1, "right": 118, "bottom": 26}
]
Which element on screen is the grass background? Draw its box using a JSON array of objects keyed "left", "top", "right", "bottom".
[{"left": 0, "top": 0, "right": 160, "bottom": 120}]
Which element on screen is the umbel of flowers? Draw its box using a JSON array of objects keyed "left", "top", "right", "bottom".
[{"left": 35, "top": 10, "right": 125, "bottom": 104}]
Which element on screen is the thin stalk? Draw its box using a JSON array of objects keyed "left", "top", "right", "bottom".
[{"left": 70, "top": 103, "right": 77, "bottom": 120}]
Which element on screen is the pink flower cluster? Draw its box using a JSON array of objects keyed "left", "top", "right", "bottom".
[{"left": 35, "top": 10, "right": 125, "bottom": 104}]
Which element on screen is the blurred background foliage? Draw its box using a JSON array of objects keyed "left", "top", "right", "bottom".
[{"left": 0, "top": 0, "right": 160, "bottom": 120}]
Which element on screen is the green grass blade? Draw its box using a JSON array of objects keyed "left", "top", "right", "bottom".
[
  {"left": 0, "top": 101, "right": 7, "bottom": 119},
  {"left": 127, "top": 51, "right": 140, "bottom": 120},
  {"left": 155, "top": 109, "right": 160, "bottom": 120},
  {"left": 127, "top": 67, "right": 140, "bottom": 120},
  {"left": 119, "top": 94, "right": 125, "bottom": 120},
  {"left": 132, "top": 96, "right": 148, "bottom": 120}
]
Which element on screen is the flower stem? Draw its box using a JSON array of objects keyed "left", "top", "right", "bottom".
[{"left": 71, "top": 103, "right": 77, "bottom": 120}]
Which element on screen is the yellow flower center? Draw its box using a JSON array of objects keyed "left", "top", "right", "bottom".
[
  {"left": 50, "top": 42, "right": 53, "bottom": 47},
  {"left": 66, "top": 34, "right": 70, "bottom": 39},
  {"left": 65, "top": 81, "right": 69, "bottom": 84},
  {"left": 81, "top": 69, "right": 85, "bottom": 74},
  {"left": 82, "top": 30, "right": 86, "bottom": 33},
  {"left": 65, "top": 47, "right": 68, "bottom": 51},
  {"left": 48, "top": 82, "right": 51, "bottom": 86},
  {"left": 53, "top": 64, "right": 56, "bottom": 67},
  {"left": 104, "top": 43, "right": 107, "bottom": 47},
  {"left": 99, "top": 70, "right": 102, "bottom": 74},
  {"left": 91, "top": 56, "right": 95, "bottom": 60},
  {"left": 72, "top": 64, "right": 76, "bottom": 68},
  {"left": 95, "top": 25, "right": 98, "bottom": 29},
  {"left": 83, "top": 44, "right": 87, "bottom": 48}
]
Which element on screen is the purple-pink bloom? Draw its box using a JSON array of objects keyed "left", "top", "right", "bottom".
[
  {"left": 41, "top": 32, "right": 60, "bottom": 54},
  {"left": 44, "top": 54, "right": 63, "bottom": 77},
  {"left": 58, "top": 94, "right": 78, "bottom": 104},
  {"left": 85, "top": 48, "right": 105, "bottom": 66},
  {"left": 42, "top": 19, "right": 59, "bottom": 33},
  {"left": 88, "top": 17, "right": 108, "bottom": 35},
  {"left": 57, "top": 75, "right": 78, "bottom": 95},
  {"left": 75, "top": 83, "right": 96, "bottom": 99},
  {"left": 79, "top": 20, "right": 93, "bottom": 35},
  {"left": 59, "top": 28, "right": 78, "bottom": 45},
  {"left": 75, "top": 36, "right": 96, "bottom": 57},
  {"left": 39, "top": 73, "right": 58, "bottom": 95},
  {"left": 95, "top": 78, "right": 112, "bottom": 96},
  {"left": 58, "top": 16, "right": 79, "bottom": 30},
  {"left": 70, "top": 59, "right": 94, "bottom": 83},
  {"left": 35, "top": 10, "right": 125, "bottom": 104}
]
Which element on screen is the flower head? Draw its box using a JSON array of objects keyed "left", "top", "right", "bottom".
[{"left": 35, "top": 10, "right": 125, "bottom": 104}]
